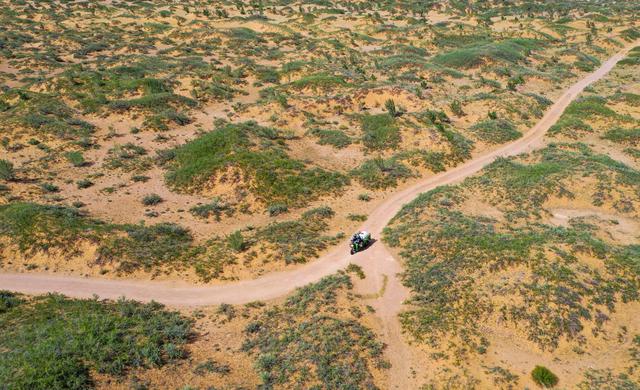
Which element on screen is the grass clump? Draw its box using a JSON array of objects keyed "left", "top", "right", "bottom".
[
  {"left": 352, "top": 157, "right": 413, "bottom": 190},
  {"left": 64, "top": 151, "right": 86, "bottom": 167},
  {"left": 289, "top": 73, "right": 346, "bottom": 91},
  {"left": 361, "top": 114, "right": 400, "bottom": 150},
  {"left": 105, "top": 143, "right": 150, "bottom": 172},
  {"left": 189, "top": 199, "right": 234, "bottom": 221},
  {"left": 267, "top": 203, "right": 288, "bottom": 216},
  {"left": 564, "top": 96, "right": 619, "bottom": 120},
  {"left": 531, "top": 366, "right": 559, "bottom": 388},
  {"left": 308, "top": 128, "right": 352, "bottom": 149},
  {"left": 227, "top": 230, "right": 246, "bottom": 252},
  {"left": 0, "top": 203, "right": 105, "bottom": 254},
  {"left": 165, "top": 121, "right": 348, "bottom": 208},
  {"left": 40, "top": 183, "right": 59, "bottom": 193},
  {"left": 0, "top": 294, "right": 192, "bottom": 389},
  {"left": 0, "top": 291, "right": 23, "bottom": 314},
  {"left": 142, "top": 193, "right": 163, "bottom": 206},
  {"left": 602, "top": 127, "right": 640, "bottom": 145},
  {"left": 193, "top": 359, "right": 231, "bottom": 376},
  {"left": 469, "top": 119, "right": 521, "bottom": 144},
  {"left": 0, "top": 90, "right": 95, "bottom": 140},
  {"left": 76, "top": 179, "right": 94, "bottom": 189},
  {"left": 98, "top": 223, "right": 193, "bottom": 273},
  {"left": 384, "top": 143, "right": 640, "bottom": 355},
  {"left": 0, "top": 159, "right": 15, "bottom": 181},
  {"left": 242, "top": 274, "right": 387, "bottom": 389},
  {"left": 432, "top": 38, "right": 540, "bottom": 69},
  {"left": 549, "top": 116, "right": 593, "bottom": 138},
  {"left": 255, "top": 206, "right": 338, "bottom": 264}
]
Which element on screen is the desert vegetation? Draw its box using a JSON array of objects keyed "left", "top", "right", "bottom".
[
  {"left": 384, "top": 44, "right": 640, "bottom": 387},
  {"left": 1, "top": 0, "right": 639, "bottom": 388},
  {"left": 0, "top": 271, "right": 388, "bottom": 389},
  {"left": 3, "top": 0, "right": 637, "bottom": 282},
  {"left": 0, "top": 291, "right": 193, "bottom": 389}
]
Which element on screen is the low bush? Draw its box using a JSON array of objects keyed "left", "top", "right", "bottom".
[
  {"left": 531, "top": 366, "right": 559, "bottom": 388},
  {"left": 289, "top": 73, "right": 346, "bottom": 91},
  {"left": 242, "top": 274, "right": 387, "bottom": 388},
  {"left": 361, "top": 114, "right": 400, "bottom": 151},
  {"left": 98, "top": 223, "right": 193, "bottom": 273},
  {"left": 308, "top": 128, "right": 352, "bottom": 148},
  {"left": 105, "top": 143, "right": 150, "bottom": 172},
  {"left": 0, "top": 203, "right": 106, "bottom": 254},
  {"left": 267, "top": 203, "right": 288, "bottom": 216},
  {"left": 227, "top": 230, "right": 246, "bottom": 252},
  {"left": 469, "top": 119, "right": 521, "bottom": 144},
  {"left": 0, "top": 159, "right": 15, "bottom": 181},
  {"left": 256, "top": 206, "right": 338, "bottom": 264},
  {"left": 190, "top": 199, "right": 234, "bottom": 221},
  {"left": 142, "top": 193, "right": 163, "bottom": 206},
  {"left": 76, "top": 179, "right": 93, "bottom": 189},
  {"left": 352, "top": 157, "right": 413, "bottom": 190},
  {"left": 165, "top": 122, "right": 348, "bottom": 207},
  {"left": 64, "top": 151, "right": 86, "bottom": 167},
  {"left": 0, "top": 294, "right": 193, "bottom": 389},
  {"left": 0, "top": 91, "right": 95, "bottom": 140},
  {"left": 40, "top": 183, "right": 59, "bottom": 193},
  {"left": 602, "top": 127, "right": 640, "bottom": 144},
  {"left": 432, "top": 38, "right": 540, "bottom": 69}
]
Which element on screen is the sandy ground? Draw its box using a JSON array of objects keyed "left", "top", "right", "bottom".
[{"left": 2, "top": 42, "right": 637, "bottom": 388}]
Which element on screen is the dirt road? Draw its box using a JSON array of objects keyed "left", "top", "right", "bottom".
[{"left": 1, "top": 43, "right": 636, "bottom": 389}]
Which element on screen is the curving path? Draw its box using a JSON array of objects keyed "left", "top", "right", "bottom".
[{"left": 1, "top": 43, "right": 636, "bottom": 389}]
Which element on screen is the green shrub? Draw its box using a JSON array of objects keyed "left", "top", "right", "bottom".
[
  {"left": 549, "top": 117, "right": 593, "bottom": 137},
  {"left": 190, "top": 199, "right": 234, "bottom": 221},
  {"left": 469, "top": 119, "right": 521, "bottom": 144},
  {"left": 358, "top": 193, "right": 371, "bottom": 202},
  {"left": 256, "top": 207, "right": 337, "bottom": 264},
  {"left": 98, "top": 223, "right": 193, "bottom": 273},
  {"left": 0, "top": 203, "right": 105, "bottom": 254},
  {"left": 142, "top": 193, "right": 163, "bottom": 206},
  {"left": 450, "top": 99, "right": 464, "bottom": 116},
  {"left": 268, "top": 203, "right": 288, "bottom": 216},
  {"left": 64, "top": 151, "right": 86, "bottom": 167},
  {"left": 76, "top": 179, "right": 94, "bottom": 189},
  {"left": 0, "top": 295, "right": 192, "bottom": 389},
  {"left": 227, "top": 230, "right": 246, "bottom": 252},
  {"left": 165, "top": 122, "right": 348, "bottom": 207},
  {"left": 0, "top": 291, "right": 23, "bottom": 314},
  {"left": 290, "top": 73, "right": 346, "bottom": 90},
  {"left": 242, "top": 274, "right": 387, "bottom": 388},
  {"left": 105, "top": 143, "right": 150, "bottom": 171},
  {"left": 385, "top": 99, "right": 397, "bottom": 117},
  {"left": 346, "top": 263, "right": 365, "bottom": 279},
  {"left": 132, "top": 175, "right": 150, "bottom": 182},
  {"left": 347, "top": 213, "right": 367, "bottom": 222},
  {"left": 0, "top": 159, "right": 15, "bottom": 181},
  {"left": 531, "top": 366, "right": 559, "bottom": 388},
  {"left": 432, "top": 38, "right": 540, "bottom": 69},
  {"left": 0, "top": 91, "right": 95, "bottom": 140},
  {"left": 352, "top": 157, "right": 413, "bottom": 190},
  {"left": 309, "top": 128, "right": 352, "bottom": 149},
  {"left": 361, "top": 114, "right": 400, "bottom": 150},
  {"left": 602, "top": 127, "right": 640, "bottom": 144},
  {"left": 193, "top": 359, "right": 231, "bottom": 376},
  {"left": 564, "top": 96, "right": 618, "bottom": 119},
  {"left": 40, "top": 183, "right": 59, "bottom": 193}
]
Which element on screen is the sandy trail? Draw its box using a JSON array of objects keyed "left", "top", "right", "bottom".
[{"left": 1, "top": 43, "right": 636, "bottom": 389}]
